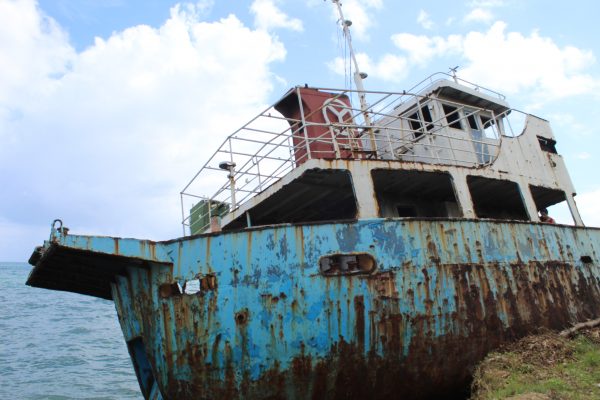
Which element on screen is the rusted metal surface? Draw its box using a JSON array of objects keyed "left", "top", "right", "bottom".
[
  {"left": 274, "top": 87, "right": 361, "bottom": 164},
  {"left": 28, "top": 218, "right": 600, "bottom": 399}
]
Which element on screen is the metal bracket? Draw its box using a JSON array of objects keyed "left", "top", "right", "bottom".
[{"left": 50, "top": 219, "right": 68, "bottom": 242}]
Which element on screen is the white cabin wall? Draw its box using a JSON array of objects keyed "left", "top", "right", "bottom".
[
  {"left": 449, "top": 169, "right": 476, "bottom": 218},
  {"left": 351, "top": 164, "right": 379, "bottom": 219}
]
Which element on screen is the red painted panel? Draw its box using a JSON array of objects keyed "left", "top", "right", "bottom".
[{"left": 275, "top": 88, "right": 362, "bottom": 165}]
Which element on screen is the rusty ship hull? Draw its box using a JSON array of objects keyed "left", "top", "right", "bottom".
[{"left": 27, "top": 218, "right": 600, "bottom": 399}]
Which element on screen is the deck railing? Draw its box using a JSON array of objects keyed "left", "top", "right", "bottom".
[{"left": 180, "top": 80, "right": 525, "bottom": 235}]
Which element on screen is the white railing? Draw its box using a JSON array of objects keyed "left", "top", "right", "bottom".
[
  {"left": 180, "top": 81, "right": 520, "bottom": 235},
  {"left": 405, "top": 71, "right": 507, "bottom": 101}
]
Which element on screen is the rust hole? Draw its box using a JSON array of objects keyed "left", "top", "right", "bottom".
[
  {"left": 235, "top": 309, "right": 249, "bottom": 325},
  {"left": 159, "top": 282, "right": 181, "bottom": 298},
  {"left": 581, "top": 255, "right": 593, "bottom": 264},
  {"left": 319, "top": 253, "right": 376, "bottom": 276},
  {"left": 180, "top": 274, "right": 218, "bottom": 295}
]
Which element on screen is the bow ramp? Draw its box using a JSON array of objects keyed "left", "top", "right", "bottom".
[{"left": 27, "top": 221, "right": 173, "bottom": 300}]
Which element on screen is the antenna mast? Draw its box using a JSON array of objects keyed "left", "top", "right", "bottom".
[{"left": 331, "top": 0, "right": 377, "bottom": 154}]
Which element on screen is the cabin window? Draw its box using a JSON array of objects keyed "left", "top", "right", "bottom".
[
  {"left": 537, "top": 136, "right": 557, "bottom": 154},
  {"left": 467, "top": 176, "right": 529, "bottom": 220},
  {"left": 442, "top": 104, "right": 462, "bottom": 130},
  {"left": 223, "top": 169, "right": 357, "bottom": 229},
  {"left": 406, "top": 104, "right": 434, "bottom": 139},
  {"left": 372, "top": 169, "right": 461, "bottom": 218},
  {"left": 407, "top": 111, "right": 423, "bottom": 137},
  {"left": 421, "top": 106, "right": 434, "bottom": 132},
  {"left": 467, "top": 113, "right": 479, "bottom": 130},
  {"left": 529, "top": 185, "right": 573, "bottom": 224},
  {"left": 480, "top": 116, "right": 499, "bottom": 139}
]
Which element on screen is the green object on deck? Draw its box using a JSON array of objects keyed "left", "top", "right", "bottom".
[{"left": 190, "top": 200, "right": 229, "bottom": 235}]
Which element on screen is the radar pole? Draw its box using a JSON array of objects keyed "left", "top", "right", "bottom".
[{"left": 331, "top": 0, "right": 377, "bottom": 155}]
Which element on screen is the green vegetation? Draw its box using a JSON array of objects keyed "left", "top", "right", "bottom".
[{"left": 471, "top": 329, "right": 600, "bottom": 400}]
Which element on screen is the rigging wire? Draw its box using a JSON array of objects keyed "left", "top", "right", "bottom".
[
  {"left": 335, "top": 15, "right": 351, "bottom": 90},
  {"left": 345, "top": 25, "right": 352, "bottom": 90}
]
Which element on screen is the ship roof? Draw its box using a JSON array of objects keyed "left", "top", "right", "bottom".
[{"left": 395, "top": 78, "right": 511, "bottom": 116}]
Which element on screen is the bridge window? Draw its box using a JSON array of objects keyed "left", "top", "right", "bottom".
[
  {"left": 406, "top": 104, "right": 434, "bottom": 139},
  {"left": 407, "top": 111, "right": 424, "bottom": 139},
  {"left": 467, "top": 113, "right": 479, "bottom": 130},
  {"left": 480, "top": 116, "right": 499, "bottom": 139},
  {"left": 443, "top": 104, "right": 462, "bottom": 130}
]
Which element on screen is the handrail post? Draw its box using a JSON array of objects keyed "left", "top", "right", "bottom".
[{"left": 296, "top": 87, "right": 312, "bottom": 161}]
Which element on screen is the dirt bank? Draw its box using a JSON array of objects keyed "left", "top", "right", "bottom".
[{"left": 470, "top": 327, "right": 600, "bottom": 399}]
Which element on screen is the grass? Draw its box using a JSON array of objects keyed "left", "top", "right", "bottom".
[{"left": 471, "top": 329, "right": 600, "bottom": 400}]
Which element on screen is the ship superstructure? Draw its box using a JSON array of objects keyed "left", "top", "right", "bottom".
[{"left": 181, "top": 73, "right": 582, "bottom": 238}]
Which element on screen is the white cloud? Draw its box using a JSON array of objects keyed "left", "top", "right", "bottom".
[
  {"left": 576, "top": 188, "right": 600, "bottom": 227},
  {"left": 376, "top": 54, "right": 410, "bottom": 82},
  {"left": 459, "top": 22, "right": 599, "bottom": 101},
  {"left": 576, "top": 152, "right": 591, "bottom": 160},
  {"left": 547, "top": 112, "right": 593, "bottom": 136},
  {"left": 251, "top": 0, "right": 303, "bottom": 32},
  {"left": 385, "top": 21, "right": 600, "bottom": 104},
  {"left": 327, "top": 52, "right": 409, "bottom": 83},
  {"left": 468, "top": 0, "right": 506, "bottom": 7},
  {"left": 464, "top": 0, "right": 505, "bottom": 24},
  {"left": 391, "top": 33, "right": 463, "bottom": 65},
  {"left": 0, "top": 1, "right": 286, "bottom": 260},
  {"left": 329, "top": 0, "right": 382, "bottom": 41},
  {"left": 171, "top": 1, "right": 215, "bottom": 21},
  {"left": 0, "top": 0, "right": 74, "bottom": 123},
  {"left": 463, "top": 8, "right": 494, "bottom": 24},
  {"left": 417, "top": 10, "right": 434, "bottom": 30}
]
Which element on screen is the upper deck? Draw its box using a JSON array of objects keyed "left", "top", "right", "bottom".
[{"left": 180, "top": 73, "right": 583, "bottom": 235}]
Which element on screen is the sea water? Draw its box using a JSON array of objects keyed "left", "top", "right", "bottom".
[{"left": 0, "top": 262, "right": 141, "bottom": 399}]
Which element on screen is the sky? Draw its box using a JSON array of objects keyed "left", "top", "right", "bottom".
[{"left": 1, "top": 0, "right": 600, "bottom": 261}]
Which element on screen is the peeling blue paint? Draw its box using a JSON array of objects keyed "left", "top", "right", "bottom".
[{"left": 27, "top": 218, "right": 600, "bottom": 399}]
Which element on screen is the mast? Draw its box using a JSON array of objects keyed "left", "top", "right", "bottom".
[{"left": 331, "top": 0, "right": 377, "bottom": 155}]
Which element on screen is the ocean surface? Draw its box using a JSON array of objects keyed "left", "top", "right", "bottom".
[{"left": 0, "top": 262, "right": 142, "bottom": 399}]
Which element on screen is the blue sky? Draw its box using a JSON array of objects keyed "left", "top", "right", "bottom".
[{"left": 1, "top": 0, "right": 599, "bottom": 261}]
